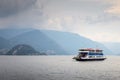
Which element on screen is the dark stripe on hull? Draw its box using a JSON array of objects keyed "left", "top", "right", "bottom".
[{"left": 76, "top": 58, "right": 106, "bottom": 61}]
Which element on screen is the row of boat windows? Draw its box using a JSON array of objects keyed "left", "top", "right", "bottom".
[
  {"left": 80, "top": 52, "right": 103, "bottom": 55},
  {"left": 89, "top": 56, "right": 103, "bottom": 58},
  {"left": 89, "top": 53, "right": 103, "bottom": 55}
]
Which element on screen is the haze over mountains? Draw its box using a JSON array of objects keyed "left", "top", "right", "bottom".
[
  {"left": 0, "top": 37, "right": 11, "bottom": 49},
  {"left": 0, "top": 28, "right": 112, "bottom": 55},
  {"left": 103, "top": 42, "right": 120, "bottom": 55}
]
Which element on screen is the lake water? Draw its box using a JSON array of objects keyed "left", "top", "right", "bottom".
[{"left": 0, "top": 56, "right": 120, "bottom": 80}]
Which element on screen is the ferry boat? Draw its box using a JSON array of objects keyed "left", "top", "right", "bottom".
[{"left": 73, "top": 48, "right": 106, "bottom": 61}]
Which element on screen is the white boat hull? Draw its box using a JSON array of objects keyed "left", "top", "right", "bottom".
[{"left": 73, "top": 57, "right": 106, "bottom": 61}]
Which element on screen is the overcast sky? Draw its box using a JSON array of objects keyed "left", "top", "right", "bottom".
[{"left": 0, "top": 0, "right": 120, "bottom": 42}]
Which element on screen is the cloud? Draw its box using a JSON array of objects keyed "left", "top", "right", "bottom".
[
  {"left": 0, "top": 0, "right": 108, "bottom": 29},
  {"left": 0, "top": 0, "right": 37, "bottom": 18},
  {"left": 35, "top": 0, "right": 108, "bottom": 30},
  {"left": 0, "top": 0, "right": 120, "bottom": 42},
  {"left": 105, "top": 0, "right": 120, "bottom": 16}
]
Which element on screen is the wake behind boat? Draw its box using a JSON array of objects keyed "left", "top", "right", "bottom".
[{"left": 73, "top": 48, "right": 106, "bottom": 61}]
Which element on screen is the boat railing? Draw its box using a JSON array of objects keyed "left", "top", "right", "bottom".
[{"left": 79, "top": 49, "right": 103, "bottom": 53}]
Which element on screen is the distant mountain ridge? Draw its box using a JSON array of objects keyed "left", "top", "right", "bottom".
[
  {"left": 103, "top": 42, "right": 120, "bottom": 55},
  {"left": 0, "top": 28, "right": 33, "bottom": 39},
  {"left": 10, "top": 30, "right": 67, "bottom": 55},
  {"left": 0, "top": 28, "right": 112, "bottom": 55},
  {"left": 41, "top": 30, "right": 111, "bottom": 54}
]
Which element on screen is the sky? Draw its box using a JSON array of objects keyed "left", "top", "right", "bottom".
[{"left": 0, "top": 0, "right": 120, "bottom": 42}]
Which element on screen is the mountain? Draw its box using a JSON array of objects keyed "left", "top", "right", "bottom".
[
  {"left": 0, "top": 28, "right": 111, "bottom": 55},
  {"left": 8, "top": 29, "right": 111, "bottom": 55},
  {"left": 103, "top": 42, "right": 120, "bottom": 55},
  {"left": 0, "top": 37, "right": 11, "bottom": 49},
  {"left": 10, "top": 30, "right": 67, "bottom": 55},
  {"left": 41, "top": 30, "right": 111, "bottom": 55},
  {"left": 0, "top": 37, "right": 11, "bottom": 55},
  {"left": 0, "top": 28, "right": 33, "bottom": 39},
  {"left": 0, "top": 49, "right": 9, "bottom": 55},
  {"left": 7, "top": 44, "right": 45, "bottom": 55}
]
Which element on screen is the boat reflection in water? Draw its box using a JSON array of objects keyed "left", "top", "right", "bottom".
[{"left": 73, "top": 48, "right": 106, "bottom": 61}]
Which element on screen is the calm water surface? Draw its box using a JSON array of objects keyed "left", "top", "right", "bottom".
[{"left": 0, "top": 56, "right": 120, "bottom": 80}]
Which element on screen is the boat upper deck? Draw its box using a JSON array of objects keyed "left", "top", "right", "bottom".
[{"left": 79, "top": 48, "right": 103, "bottom": 53}]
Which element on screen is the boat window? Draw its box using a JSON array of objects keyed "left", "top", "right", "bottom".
[
  {"left": 89, "top": 53, "right": 103, "bottom": 55},
  {"left": 89, "top": 56, "right": 95, "bottom": 58},
  {"left": 80, "top": 52, "right": 88, "bottom": 57}
]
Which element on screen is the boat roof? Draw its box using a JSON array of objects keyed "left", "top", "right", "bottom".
[{"left": 79, "top": 48, "right": 103, "bottom": 52}]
